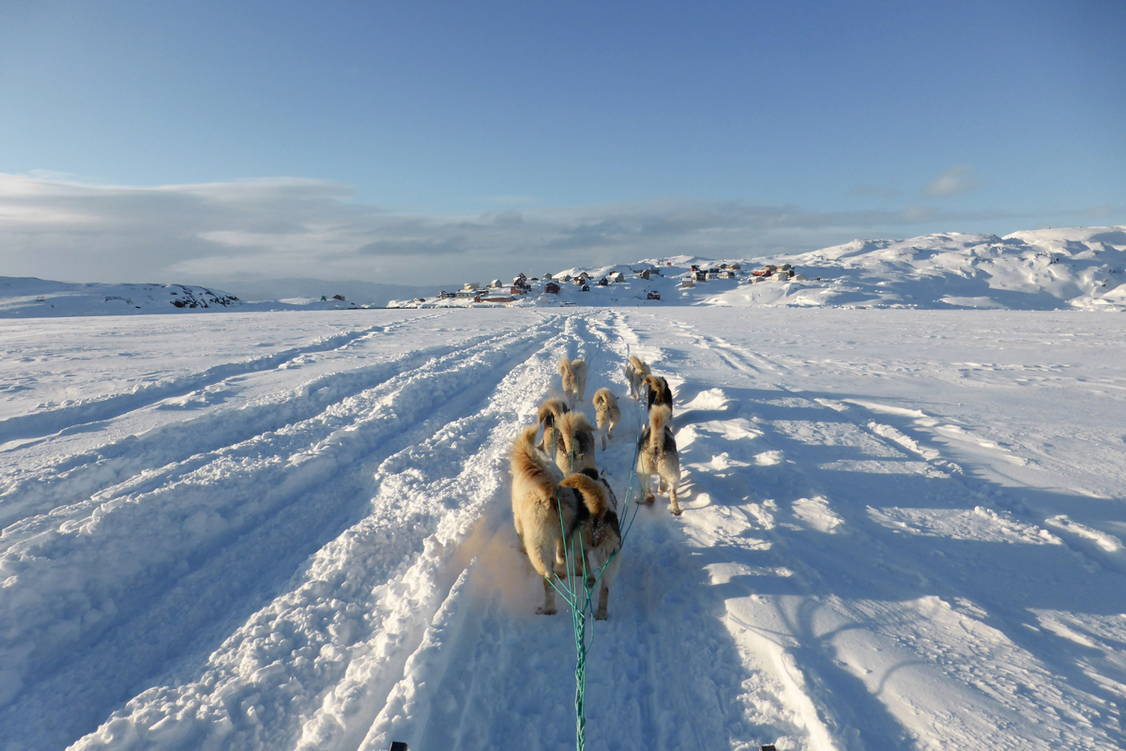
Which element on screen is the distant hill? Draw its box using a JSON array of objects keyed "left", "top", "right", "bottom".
[
  {"left": 389, "top": 226, "right": 1126, "bottom": 311},
  {"left": 5, "top": 226, "right": 1123, "bottom": 317}
]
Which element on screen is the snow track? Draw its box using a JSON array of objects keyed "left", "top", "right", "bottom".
[{"left": 2, "top": 308, "right": 1124, "bottom": 750}]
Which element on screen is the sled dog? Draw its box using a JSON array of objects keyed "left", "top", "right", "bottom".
[
  {"left": 554, "top": 411, "right": 597, "bottom": 476},
  {"left": 625, "top": 355, "right": 651, "bottom": 400},
  {"left": 559, "top": 357, "right": 588, "bottom": 406},
  {"left": 636, "top": 404, "right": 681, "bottom": 515},
  {"left": 592, "top": 387, "right": 621, "bottom": 450},
  {"left": 560, "top": 470, "right": 622, "bottom": 620},
  {"left": 510, "top": 425, "right": 573, "bottom": 614},
  {"left": 644, "top": 374, "right": 673, "bottom": 419},
  {"left": 536, "top": 397, "right": 570, "bottom": 457}
]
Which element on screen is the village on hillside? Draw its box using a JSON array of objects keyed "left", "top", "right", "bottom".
[{"left": 387, "top": 259, "right": 805, "bottom": 308}]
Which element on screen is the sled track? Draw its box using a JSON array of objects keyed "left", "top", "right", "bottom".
[{"left": 0, "top": 315, "right": 569, "bottom": 750}]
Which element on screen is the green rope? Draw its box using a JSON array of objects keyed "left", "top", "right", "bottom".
[{"left": 548, "top": 369, "right": 647, "bottom": 751}]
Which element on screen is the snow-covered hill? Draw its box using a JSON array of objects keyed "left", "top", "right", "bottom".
[
  {"left": 390, "top": 226, "right": 1126, "bottom": 311},
  {"left": 2, "top": 308, "right": 1124, "bottom": 750}
]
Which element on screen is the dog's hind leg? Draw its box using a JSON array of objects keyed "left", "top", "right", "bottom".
[
  {"left": 537, "top": 577, "right": 557, "bottom": 615},
  {"left": 668, "top": 484, "right": 682, "bottom": 516},
  {"left": 595, "top": 581, "right": 611, "bottom": 620}
]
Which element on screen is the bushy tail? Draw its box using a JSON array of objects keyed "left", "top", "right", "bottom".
[
  {"left": 560, "top": 473, "right": 610, "bottom": 517},
  {"left": 511, "top": 426, "right": 557, "bottom": 498},
  {"left": 648, "top": 405, "right": 672, "bottom": 452}
]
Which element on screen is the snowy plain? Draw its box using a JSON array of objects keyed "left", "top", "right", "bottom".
[{"left": 1, "top": 304, "right": 1124, "bottom": 751}]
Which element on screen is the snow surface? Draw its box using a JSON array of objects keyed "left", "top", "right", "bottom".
[{"left": 2, "top": 306, "right": 1124, "bottom": 750}]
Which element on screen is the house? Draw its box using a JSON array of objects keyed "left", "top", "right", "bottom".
[
  {"left": 646, "top": 290, "right": 661, "bottom": 300},
  {"left": 543, "top": 272, "right": 554, "bottom": 280},
  {"left": 596, "top": 277, "right": 609, "bottom": 286},
  {"left": 694, "top": 270, "right": 708, "bottom": 282},
  {"left": 637, "top": 269, "right": 652, "bottom": 280},
  {"left": 544, "top": 282, "right": 561, "bottom": 294},
  {"left": 489, "top": 279, "right": 503, "bottom": 288},
  {"left": 608, "top": 271, "right": 625, "bottom": 283},
  {"left": 679, "top": 278, "right": 695, "bottom": 288}
]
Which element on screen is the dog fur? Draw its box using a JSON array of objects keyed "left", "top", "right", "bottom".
[
  {"left": 559, "top": 357, "right": 588, "bottom": 407},
  {"left": 535, "top": 397, "right": 570, "bottom": 457},
  {"left": 636, "top": 404, "right": 681, "bottom": 515},
  {"left": 643, "top": 374, "right": 674, "bottom": 420},
  {"left": 510, "top": 425, "right": 574, "bottom": 614},
  {"left": 591, "top": 387, "right": 621, "bottom": 450},
  {"left": 624, "top": 355, "right": 651, "bottom": 400},
  {"left": 554, "top": 411, "right": 597, "bottom": 476},
  {"left": 560, "top": 470, "right": 622, "bottom": 620}
]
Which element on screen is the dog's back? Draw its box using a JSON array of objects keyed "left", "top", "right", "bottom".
[
  {"left": 511, "top": 426, "right": 569, "bottom": 578},
  {"left": 644, "top": 374, "right": 673, "bottom": 413},
  {"left": 554, "top": 411, "right": 596, "bottom": 475},
  {"left": 625, "top": 355, "right": 651, "bottom": 399},
  {"left": 559, "top": 357, "right": 587, "bottom": 404},
  {"left": 636, "top": 404, "right": 681, "bottom": 515}
]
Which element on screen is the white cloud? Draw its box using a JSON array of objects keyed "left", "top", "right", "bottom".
[
  {"left": 0, "top": 171, "right": 1030, "bottom": 286},
  {"left": 925, "top": 165, "right": 980, "bottom": 198}
]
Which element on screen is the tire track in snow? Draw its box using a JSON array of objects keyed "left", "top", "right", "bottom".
[
  {"left": 0, "top": 313, "right": 438, "bottom": 446},
  {"left": 0, "top": 316, "right": 562, "bottom": 750},
  {"left": 0, "top": 322, "right": 525, "bottom": 530}
]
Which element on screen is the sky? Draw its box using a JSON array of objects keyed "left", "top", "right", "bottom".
[{"left": 1, "top": 0, "right": 1124, "bottom": 289}]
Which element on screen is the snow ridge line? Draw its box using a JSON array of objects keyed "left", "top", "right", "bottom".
[
  {"left": 0, "top": 314, "right": 435, "bottom": 444},
  {"left": 0, "top": 318, "right": 561, "bottom": 742},
  {"left": 0, "top": 323, "right": 530, "bottom": 528}
]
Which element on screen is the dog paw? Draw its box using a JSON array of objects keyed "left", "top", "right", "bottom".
[
  {"left": 670, "top": 506, "right": 683, "bottom": 516},
  {"left": 536, "top": 606, "right": 557, "bottom": 615},
  {"left": 595, "top": 612, "right": 608, "bottom": 621}
]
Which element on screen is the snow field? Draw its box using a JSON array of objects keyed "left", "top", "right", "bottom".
[{"left": 1, "top": 307, "right": 1124, "bottom": 750}]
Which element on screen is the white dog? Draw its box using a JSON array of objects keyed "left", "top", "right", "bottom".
[
  {"left": 559, "top": 356, "right": 588, "bottom": 407},
  {"left": 624, "top": 355, "right": 651, "bottom": 400},
  {"left": 510, "top": 425, "right": 573, "bottom": 614},
  {"left": 591, "top": 387, "right": 621, "bottom": 450},
  {"left": 636, "top": 404, "right": 681, "bottom": 515}
]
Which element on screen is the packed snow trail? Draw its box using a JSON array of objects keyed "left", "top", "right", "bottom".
[{"left": 1, "top": 308, "right": 1124, "bottom": 750}]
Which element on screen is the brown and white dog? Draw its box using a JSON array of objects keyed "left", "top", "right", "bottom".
[
  {"left": 591, "top": 387, "right": 621, "bottom": 450},
  {"left": 559, "top": 356, "right": 588, "bottom": 407},
  {"left": 536, "top": 397, "right": 570, "bottom": 457},
  {"left": 624, "top": 355, "right": 651, "bottom": 400},
  {"left": 510, "top": 425, "right": 572, "bottom": 614},
  {"left": 560, "top": 470, "right": 622, "bottom": 620},
  {"left": 643, "top": 374, "right": 673, "bottom": 421},
  {"left": 553, "top": 411, "right": 597, "bottom": 476},
  {"left": 636, "top": 404, "right": 681, "bottom": 515}
]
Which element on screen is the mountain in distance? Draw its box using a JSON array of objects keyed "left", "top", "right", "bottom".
[
  {"left": 390, "top": 225, "right": 1126, "bottom": 311},
  {"left": 3, "top": 226, "right": 1123, "bottom": 317}
]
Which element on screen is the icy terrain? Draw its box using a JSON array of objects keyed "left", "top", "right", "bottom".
[{"left": 1, "top": 306, "right": 1124, "bottom": 750}]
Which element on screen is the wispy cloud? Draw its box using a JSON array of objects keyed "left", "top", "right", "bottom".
[
  {"left": 925, "top": 165, "right": 980, "bottom": 198},
  {"left": 0, "top": 171, "right": 1061, "bottom": 286}
]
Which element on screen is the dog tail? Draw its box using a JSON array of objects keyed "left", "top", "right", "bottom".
[
  {"left": 648, "top": 405, "right": 672, "bottom": 452},
  {"left": 511, "top": 426, "right": 557, "bottom": 498},
  {"left": 537, "top": 398, "right": 569, "bottom": 427},
  {"left": 560, "top": 473, "right": 610, "bottom": 517},
  {"left": 592, "top": 387, "right": 612, "bottom": 411}
]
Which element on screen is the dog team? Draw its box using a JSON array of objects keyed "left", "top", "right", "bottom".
[{"left": 509, "top": 353, "right": 680, "bottom": 619}]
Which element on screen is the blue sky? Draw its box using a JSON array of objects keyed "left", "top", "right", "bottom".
[{"left": 1, "top": 0, "right": 1123, "bottom": 287}]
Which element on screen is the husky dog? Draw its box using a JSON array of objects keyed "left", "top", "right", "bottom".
[
  {"left": 510, "top": 426, "right": 574, "bottom": 614},
  {"left": 554, "top": 411, "right": 597, "bottom": 476},
  {"left": 591, "top": 387, "right": 621, "bottom": 450},
  {"left": 636, "top": 404, "right": 681, "bottom": 515},
  {"left": 559, "top": 357, "right": 588, "bottom": 407},
  {"left": 644, "top": 374, "right": 673, "bottom": 419},
  {"left": 536, "top": 397, "right": 570, "bottom": 457},
  {"left": 560, "top": 470, "right": 622, "bottom": 620},
  {"left": 624, "top": 355, "right": 651, "bottom": 400}
]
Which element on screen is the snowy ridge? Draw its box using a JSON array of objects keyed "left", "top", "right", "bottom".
[
  {"left": 390, "top": 225, "right": 1126, "bottom": 311},
  {"left": 2, "top": 305, "right": 1126, "bottom": 749}
]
